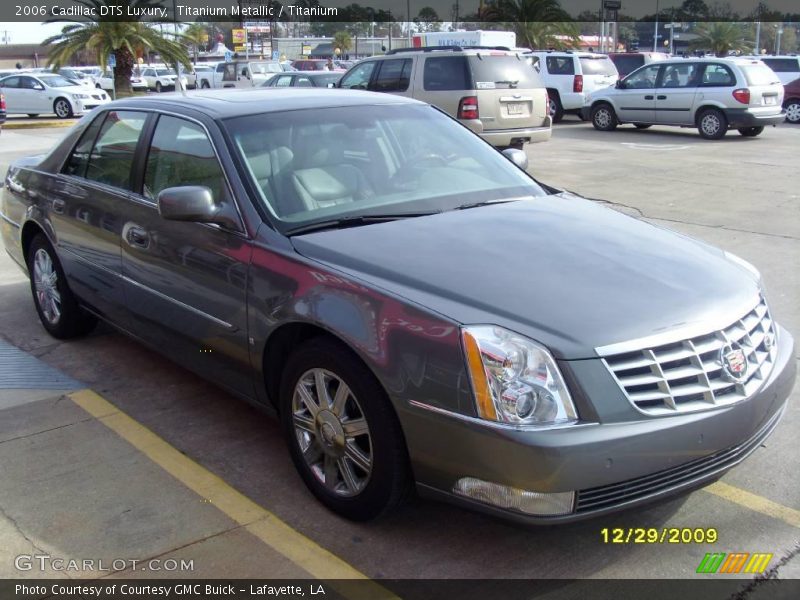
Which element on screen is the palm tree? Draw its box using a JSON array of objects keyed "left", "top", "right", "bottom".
[
  {"left": 182, "top": 23, "right": 208, "bottom": 64},
  {"left": 44, "top": 0, "right": 191, "bottom": 95},
  {"left": 690, "top": 22, "right": 752, "bottom": 56},
  {"left": 480, "top": 0, "right": 580, "bottom": 50},
  {"left": 333, "top": 31, "right": 353, "bottom": 56}
]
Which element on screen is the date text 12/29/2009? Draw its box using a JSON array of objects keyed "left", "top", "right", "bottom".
[{"left": 601, "top": 528, "right": 719, "bottom": 544}]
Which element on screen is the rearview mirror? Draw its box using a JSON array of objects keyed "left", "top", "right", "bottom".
[
  {"left": 157, "top": 186, "right": 240, "bottom": 230},
  {"left": 501, "top": 148, "right": 529, "bottom": 171}
]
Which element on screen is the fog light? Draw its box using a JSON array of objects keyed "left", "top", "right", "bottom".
[{"left": 453, "top": 477, "right": 575, "bottom": 516}]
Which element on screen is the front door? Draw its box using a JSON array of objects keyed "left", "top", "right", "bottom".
[
  {"left": 655, "top": 63, "right": 700, "bottom": 125},
  {"left": 616, "top": 64, "right": 663, "bottom": 123},
  {"left": 120, "top": 113, "right": 253, "bottom": 398}
]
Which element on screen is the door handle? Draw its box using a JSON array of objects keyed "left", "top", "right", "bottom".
[
  {"left": 657, "top": 95, "right": 667, "bottom": 100},
  {"left": 52, "top": 198, "right": 66, "bottom": 214},
  {"left": 644, "top": 95, "right": 654, "bottom": 100},
  {"left": 125, "top": 225, "right": 150, "bottom": 249}
]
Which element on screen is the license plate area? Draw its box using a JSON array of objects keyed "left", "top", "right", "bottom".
[{"left": 763, "top": 95, "right": 777, "bottom": 106}]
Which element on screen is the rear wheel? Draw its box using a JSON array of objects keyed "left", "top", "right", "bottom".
[
  {"left": 27, "top": 234, "right": 96, "bottom": 339},
  {"left": 548, "top": 92, "right": 564, "bottom": 123},
  {"left": 786, "top": 100, "right": 800, "bottom": 123},
  {"left": 155, "top": 81, "right": 162, "bottom": 93},
  {"left": 738, "top": 126, "right": 764, "bottom": 137},
  {"left": 280, "top": 338, "right": 412, "bottom": 521},
  {"left": 53, "top": 98, "right": 73, "bottom": 119},
  {"left": 201, "top": 80, "right": 210, "bottom": 89},
  {"left": 591, "top": 103, "right": 618, "bottom": 131},
  {"left": 634, "top": 123, "right": 652, "bottom": 129},
  {"left": 697, "top": 108, "right": 727, "bottom": 140}
]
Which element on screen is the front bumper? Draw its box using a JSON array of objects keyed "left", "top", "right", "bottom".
[
  {"left": 724, "top": 108, "right": 785, "bottom": 128},
  {"left": 479, "top": 120, "right": 553, "bottom": 146},
  {"left": 405, "top": 326, "right": 795, "bottom": 524}
]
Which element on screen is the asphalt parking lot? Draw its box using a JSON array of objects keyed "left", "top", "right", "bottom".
[{"left": 0, "top": 119, "right": 798, "bottom": 589}]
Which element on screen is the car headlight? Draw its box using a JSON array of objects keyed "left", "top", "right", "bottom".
[
  {"left": 72, "top": 93, "right": 88, "bottom": 99},
  {"left": 462, "top": 326, "right": 578, "bottom": 426}
]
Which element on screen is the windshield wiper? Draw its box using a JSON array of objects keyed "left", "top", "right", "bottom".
[
  {"left": 453, "top": 197, "right": 529, "bottom": 211},
  {"left": 285, "top": 212, "right": 439, "bottom": 236}
]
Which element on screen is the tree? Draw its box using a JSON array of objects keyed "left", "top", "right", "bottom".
[
  {"left": 414, "top": 7, "right": 442, "bottom": 33},
  {"left": 678, "top": 0, "right": 710, "bottom": 20},
  {"left": 333, "top": 31, "right": 353, "bottom": 55},
  {"left": 480, "top": 0, "right": 579, "bottom": 50},
  {"left": 690, "top": 22, "right": 751, "bottom": 55},
  {"left": 44, "top": 1, "right": 191, "bottom": 95},
  {"left": 182, "top": 23, "right": 208, "bottom": 64}
]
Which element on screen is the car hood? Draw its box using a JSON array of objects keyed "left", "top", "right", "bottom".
[{"left": 290, "top": 195, "right": 759, "bottom": 359}]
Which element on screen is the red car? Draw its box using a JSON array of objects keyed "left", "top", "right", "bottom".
[
  {"left": 291, "top": 59, "right": 344, "bottom": 72},
  {"left": 783, "top": 77, "right": 800, "bottom": 124},
  {"left": 0, "top": 92, "right": 6, "bottom": 135}
]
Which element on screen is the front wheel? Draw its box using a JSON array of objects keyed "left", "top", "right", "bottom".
[
  {"left": 27, "top": 234, "right": 96, "bottom": 339},
  {"left": 591, "top": 104, "right": 618, "bottom": 131},
  {"left": 53, "top": 98, "right": 73, "bottom": 119},
  {"left": 155, "top": 81, "right": 162, "bottom": 93},
  {"left": 697, "top": 108, "right": 727, "bottom": 140},
  {"left": 280, "top": 339, "right": 412, "bottom": 521},
  {"left": 738, "top": 126, "right": 764, "bottom": 137},
  {"left": 786, "top": 100, "right": 800, "bottom": 124}
]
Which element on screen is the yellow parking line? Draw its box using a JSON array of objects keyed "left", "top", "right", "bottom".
[
  {"left": 68, "top": 389, "right": 397, "bottom": 599},
  {"left": 705, "top": 481, "right": 800, "bottom": 529}
]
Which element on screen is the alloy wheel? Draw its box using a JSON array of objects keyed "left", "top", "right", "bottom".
[
  {"left": 291, "top": 368, "right": 372, "bottom": 497},
  {"left": 54, "top": 100, "right": 71, "bottom": 118},
  {"left": 595, "top": 108, "right": 611, "bottom": 128},
  {"left": 701, "top": 113, "right": 721, "bottom": 136},
  {"left": 786, "top": 102, "right": 800, "bottom": 124},
  {"left": 33, "top": 248, "right": 61, "bottom": 325}
]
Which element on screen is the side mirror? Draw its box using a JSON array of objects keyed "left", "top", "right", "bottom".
[
  {"left": 501, "top": 148, "right": 528, "bottom": 171},
  {"left": 157, "top": 186, "right": 240, "bottom": 230},
  {"left": 615, "top": 79, "right": 625, "bottom": 89}
]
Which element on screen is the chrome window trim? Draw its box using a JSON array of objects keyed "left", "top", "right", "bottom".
[
  {"left": 0, "top": 209, "right": 20, "bottom": 229},
  {"left": 408, "top": 400, "right": 597, "bottom": 432},
  {"left": 594, "top": 290, "right": 761, "bottom": 357}
]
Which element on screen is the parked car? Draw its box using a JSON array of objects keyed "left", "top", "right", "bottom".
[
  {"left": 2, "top": 89, "right": 794, "bottom": 524},
  {"left": 140, "top": 67, "right": 188, "bottom": 92},
  {"left": 741, "top": 55, "right": 800, "bottom": 85},
  {"left": 583, "top": 57, "right": 785, "bottom": 139},
  {"left": 97, "top": 69, "right": 148, "bottom": 93},
  {"left": 0, "top": 73, "right": 110, "bottom": 118},
  {"left": 292, "top": 59, "right": 342, "bottom": 71},
  {"left": 55, "top": 68, "right": 98, "bottom": 90},
  {"left": 0, "top": 91, "right": 6, "bottom": 134},
  {"left": 608, "top": 52, "right": 670, "bottom": 78},
  {"left": 524, "top": 51, "right": 618, "bottom": 122},
  {"left": 338, "top": 46, "right": 551, "bottom": 147},
  {"left": 782, "top": 76, "right": 800, "bottom": 123},
  {"left": 186, "top": 64, "right": 216, "bottom": 89},
  {"left": 209, "top": 60, "right": 283, "bottom": 88},
  {"left": 263, "top": 71, "right": 342, "bottom": 88}
]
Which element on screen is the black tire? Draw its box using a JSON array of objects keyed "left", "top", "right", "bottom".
[
  {"left": 547, "top": 91, "right": 564, "bottom": 123},
  {"left": 786, "top": 100, "right": 800, "bottom": 124},
  {"left": 95, "top": 83, "right": 102, "bottom": 89},
  {"left": 155, "top": 81, "right": 162, "bottom": 93},
  {"left": 591, "top": 103, "right": 618, "bottom": 131},
  {"left": 738, "top": 126, "right": 764, "bottom": 137},
  {"left": 53, "top": 98, "right": 73, "bottom": 119},
  {"left": 634, "top": 123, "right": 652, "bottom": 129},
  {"left": 27, "top": 234, "right": 96, "bottom": 339},
  {"left": 200, "top": 80, "right": 210, "bottom": 89},
  {"left": 697, "top": 108, "right": 727, "bottom": 140},
  {"left": 27, "top": 114, "right": 39, "bottom": 118},
  {"left": 279, "top": 338, "right": 412, "bottom": 521}
]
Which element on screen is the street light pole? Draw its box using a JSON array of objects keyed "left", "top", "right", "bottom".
[{"left": 653, "top": 0, "right": 659, "bottom": 53}]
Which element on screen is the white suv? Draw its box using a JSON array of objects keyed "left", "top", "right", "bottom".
[
  {"left": 741, "top": 55, "right": 800, "bottom": 85},
  {"left": 583, "top": 57, "right": 785, "bottom": 139},
  {"left": 525, "top": 51, "right": 618, "bottom": 122}
]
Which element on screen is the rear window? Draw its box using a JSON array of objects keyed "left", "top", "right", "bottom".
[
  {"left": 761, "top": 58, "right": 799, "bottom": 73},
  {"left": 741, "top": 63, "right": 781, "bottom": 86},
  {"left": 611, "top": 55, "right": 644, "bottom": 75},
  {"left": 579, "top": 57, "right": 617, "bottom": 76},
  {"left": 468, "top": 54, "right": 543, "bottom": 89},
  {"left": 546, "top": 56, "right": 575, "bottom": 75}
]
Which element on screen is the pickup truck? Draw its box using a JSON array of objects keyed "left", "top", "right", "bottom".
[{"left": 209, "top": 60, "right": 283, "bottom": 88}]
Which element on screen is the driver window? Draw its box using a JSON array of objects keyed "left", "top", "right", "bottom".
[
  {"left": 21, "top": 77, "right": 41, "bottom": 89},
  {"left": 624, "top": 64, "right": 662, "bottom": 89},
  {"left": 340, "top": 61, "right": 376, "bottom": 89}
]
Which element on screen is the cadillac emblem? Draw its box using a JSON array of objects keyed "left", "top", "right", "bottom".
[{"left": 720, "top": 342, "right": 748, "bottom": 382}]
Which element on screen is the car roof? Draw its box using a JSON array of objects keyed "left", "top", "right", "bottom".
[{"left": 107, "top": 88, "right": 423, "bottom": 119}]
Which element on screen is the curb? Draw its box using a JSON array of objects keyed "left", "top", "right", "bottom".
[{"left": 3, "top": 120, "right": 77, "bottom": 130}]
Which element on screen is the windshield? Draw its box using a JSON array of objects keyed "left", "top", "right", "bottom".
[
  {"left": 156, "top": 69, "right": 174, "bottom": 76},
  {"left": 226, "top": 104, "right": 545, "bottom": 233},
  {"left": 250, "top": 62, "right": 282, "bottom": 74},
  {"left": 39, "top": 75, "right": 79, "bottom": 88},
  {"left": 579, "top": 57, "right": 617, "bottom": 76},
  {"left": 741, "top": 63, "right": 780, "bottom": 86}
]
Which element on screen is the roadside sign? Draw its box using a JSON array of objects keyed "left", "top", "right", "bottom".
[
  {"left": 603, "top": 0, "right": 621, "bottom": 9},
  {"left": 108, "top": 53, "right": 116, "bottom": 68},
  {"left": 272, "top": 50, "right": 279, "bottom": 61},
  {"left": 232, "top": 29, "right": 246, "bottom": 44},
  {"left": 224, "top": 50, "right": 233, "bottom": 62},
  {"left": 234, "top": 46, "right": 245, "bottom": 53}
]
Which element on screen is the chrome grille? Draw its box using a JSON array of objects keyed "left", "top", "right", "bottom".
[{"left": 602, "top": 296, "right": 777, "bottom": 415}]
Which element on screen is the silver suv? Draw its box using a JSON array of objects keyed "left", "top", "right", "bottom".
[
  {"left": 338, "top": 46, "right": 551, "bottom": 148},
  {"left": 583, "top": 57, "right": 785, "bottom": 139}
]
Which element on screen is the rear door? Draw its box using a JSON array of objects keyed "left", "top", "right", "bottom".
[
  {"left": 615, "top": 64, "right": 662, "bottom": 123},
  {"left": 468, "top": 53, "right": 548, "bottom": 131},
  {"left": 368, "top": 58, "right": 412, "bottom": 97},
  {"left": 120, "top": 113, "right": 253, "bottom": 397},
  {"left": 655, "top": 62, "right": 701, "bottom": 124}
]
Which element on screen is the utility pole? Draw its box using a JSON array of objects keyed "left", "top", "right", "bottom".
[
  {"left": 653, "top": 0, "right": 660, "bottom": 53},
  {"left": 754, "top": 21, "right": 761, "bottom": 54},
  {"left": 775, "top": 23, "right": 783, "bottom": 55}
]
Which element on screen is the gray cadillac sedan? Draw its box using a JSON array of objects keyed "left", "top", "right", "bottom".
[{"left": 0, "top": 89, "right": 795, "bottom": 523}]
